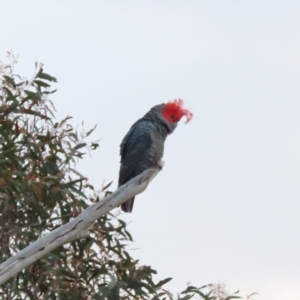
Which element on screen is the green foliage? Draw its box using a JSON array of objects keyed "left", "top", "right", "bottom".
[{"left": 0, "top": 53, "right": 254, "bottom": 300}]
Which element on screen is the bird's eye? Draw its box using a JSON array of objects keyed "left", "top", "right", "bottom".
[{"left": 171, "top": 115, "right": 175, "bottom": 120}]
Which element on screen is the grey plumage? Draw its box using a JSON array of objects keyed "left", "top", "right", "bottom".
[{"left": 118, "top": 103, "right": 177, "bottom": 213}]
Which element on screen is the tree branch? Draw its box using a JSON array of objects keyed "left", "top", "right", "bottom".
[{"left": 0, "top": 167, "right": 160, "bottom": 285}]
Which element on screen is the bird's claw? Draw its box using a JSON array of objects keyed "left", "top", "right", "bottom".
[{"left": 158, "top": 160, "right": 165, "bottom": 170}]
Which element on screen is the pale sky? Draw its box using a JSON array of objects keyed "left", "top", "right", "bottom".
[{"left": 1, "top": 1, "right": 299, "bottom": 299}]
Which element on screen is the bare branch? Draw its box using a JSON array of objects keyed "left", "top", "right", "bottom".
[{"left": 0, "top": 167, "right": 160, "bottom": 285}]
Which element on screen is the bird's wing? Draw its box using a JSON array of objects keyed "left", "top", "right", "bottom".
[{"left": 118, "top": 121, "right": 152, "bottom": 186}]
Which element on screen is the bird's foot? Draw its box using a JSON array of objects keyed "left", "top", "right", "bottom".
[{"left": 158, "top": 160, "right": 165, "bottom": 170}]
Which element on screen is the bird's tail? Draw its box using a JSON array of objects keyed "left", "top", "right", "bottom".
[{"left": 121, "top": 197, "right": 135, "bottom": 213}]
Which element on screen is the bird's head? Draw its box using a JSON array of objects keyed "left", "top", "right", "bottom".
[{"left": 161, "top": 99, "right": 193, "bottom": 124}]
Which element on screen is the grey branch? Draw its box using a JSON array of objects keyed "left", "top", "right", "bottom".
[{"left": 0, "top": 167, "right": 160, "bottom": 285}]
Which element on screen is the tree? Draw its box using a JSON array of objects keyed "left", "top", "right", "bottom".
[{"left": 0, "top": 53, "right": 253, "bottom": 300}]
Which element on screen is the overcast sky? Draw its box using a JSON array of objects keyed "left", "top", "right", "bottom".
[{"left": 1, "top": 1, "right": 299, "bottom": 299}]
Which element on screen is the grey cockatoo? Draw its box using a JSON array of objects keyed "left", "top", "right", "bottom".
[{"left": 118, "top": 99, "right": 193, "bottom": 213}]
